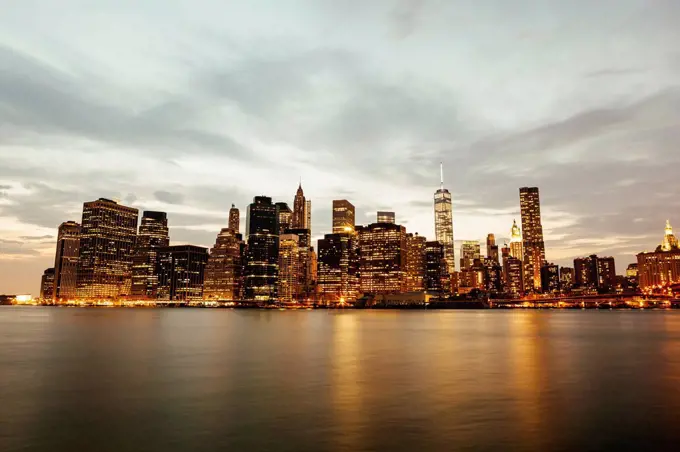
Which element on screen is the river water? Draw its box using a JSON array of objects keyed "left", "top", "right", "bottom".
[{"left": 1, "top": 307, "right": 680, "bottom": 451}]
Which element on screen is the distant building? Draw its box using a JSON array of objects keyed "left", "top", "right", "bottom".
[
  {"left": 425, "top": 241, "right": 446, "bottom": 293},
  {"left": 317, "top": 232, "right": 359, "bottom": 302},
  {"left": 332, "top": 200, "right": 355, "bottom": 234},
  {"left": 244, "top": 196, "right": 279, "bottom": 302},
  {"left": 509, "top": 220, "right": 524, "bottom": 260},
  {"left": 560, "top": 267, "right": 575, "bottom": 290},
  {"left": 356, "top": 222, "right": 406, "bottom": 294},
  {"left": 40, "top": 268, "right": 55, "bottom": 300},
  {"left": 504, "top": 257, "right": 523, "bottom": 297},
  {"left": 53, "top": 221, "right": 80, "bottom": 301},
  {"left": 483, "top": 258, "right": 503, "bottom": 293},
  {"left": 292, "top": 183, "right": 307, "bottom": 229},
  {"left": 541, "top": 263, "right": 560, "bottom": 294},
  {"left": 278, "top": 234, "right": 301, "bottom": 303},
  {"left": 275, "top": 202, "right": 293, "bottom": 235},
  {"left": 637, "top": 221, "right": 680, "bottom": 290},
  {"left": 377, "top": 211, "right": 395, "bottom": 224},
  {"left": 597, "top": 256, "right": 617, "bottom": 291},
  {"left": 434, "top": 163, "right": 455, "bottom": 277},
  {"left": 460, "top": 241, "right": 481, "bottom": 271},
  {"left": 131, "top": 211, "right": 169, "bottom": 298},
  {"left": 626, "top": 263, "right": 639, "bottom": 287},
  {"left": 204, "top": 228, "right": 244, "bottom": 300},
  {"left": 574, "top": 255, "right": 598, "bottom": 289},
  {"left": 229, "top": 204, "right": 240, "bottom": 233},
  {"left": 520, "top": 187, "right": 546, "bottom": 291},
  {"left": 405, "top": 233, "right": 427, "bottom": 292},
  {"left": 305, "top": 200, "right": 312, "bottom": 235},
  {"left": 486, "top": 233, "right": 499, "bottom": 264},
  {"left": 76, "top": 198, "right": 139, "bottom": 299},
  {"left": 157, "top": 245, "right": 208, "bottom": 302}
]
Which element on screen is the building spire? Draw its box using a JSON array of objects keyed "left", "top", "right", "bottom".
[{"left": 440, "top": 162, "right": 444, "bottom": 190}]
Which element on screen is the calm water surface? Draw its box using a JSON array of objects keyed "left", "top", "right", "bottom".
[{"left": 2, "top": 307, "right": 680, "bottom": 451}]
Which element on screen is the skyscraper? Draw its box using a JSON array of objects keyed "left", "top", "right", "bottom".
[
  {"left": 596, "top": 256, "right": 617, "bottom": 291},
  {"left": 574, "top": 255, "right": 598, "bottom": 289},
  {"left": 405, "top": 233, "right": 426, "bottom": 292},
  {"left": 278, "top": 234, "right": 301, "bottom": 303},
  {"left": 434, "top": 163, "right": 455, "bottom": 275},
  {"left": 560, "top": 267, "right": 575, "bottom": 290},
  {"left": 305, "top": 200, "right": 312, "bottom": 234},
  {"left": 356, "top": 222, "right": 406, "bottom": 294},
  {"left": 509, "top": 220, "right": 524, "bottom": 260},
  {"left": 157, "top": 245, "right": 208, "bottom": 302},
  {"left": 40, "top": 268, "right": 55, "bottom": 300},
  {"left": 519, "top": 187, "right": 546, "bottom": 291},
  {"left": 332, "top": 200, "right": 355, "bottom": 234},
  {"left": 460, "top": 241, "right": 481, "bottom": 271},
  {"left": 76, "top": 198, "right": 139, "bottom": 299},
  {"left": 425, "top": 241, "right": 446, "bottom": 293},
  {"left": 661, "top": 220, "right": 679, "bottom": 251},
  {"left": 293, "top": 183, "right": 306, "bottom": 229},
  {"left": 377, "top": 211, "right": 395, "bottom": 224},
  {"left": 504, "top": 257, "right": 523, "bottom": 297},
  {"left": 486, "top": 233, "right": 499, "bottom": 264},
  {"left": 204, "top": 227, "right": 244, "bottom": 300},
  {"left": 541, "top": 263, "right": 560, "bottom": 293},
  {"left": 275, "top": 202, "right": 293, "bottom": 235},
  {"left": 53, "top": 221, "right": 80, "bottom": 301},
  {"left": 244, "top": 196, "right": 279, "bottom": 302},
  {"left": 317, "top": 232, "right": 359, "bottom": 302},
  {"left": 229, "top": 204, "right": 240, "bottom": 233},
  {"left": 131, "top": 211, "right": 169, "bottom": 298}
]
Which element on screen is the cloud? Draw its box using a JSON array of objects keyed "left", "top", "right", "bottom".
[
  {"left": 18, "top": 235, "right": 54, "bottom": 241},
  {"left": 389, "top": 0, "right": 427, "bottom": 39},
  {"left": 154, "top": 190, "right": 184, "bottom": 205}
]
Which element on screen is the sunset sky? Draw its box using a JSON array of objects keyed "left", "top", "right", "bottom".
[{"left": 1, "top": 0, "right": 679, "bottom": 295}]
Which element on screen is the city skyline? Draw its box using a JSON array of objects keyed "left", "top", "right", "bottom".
[{"left": 2, "top": 1, "right": 680, "bottom": 294}]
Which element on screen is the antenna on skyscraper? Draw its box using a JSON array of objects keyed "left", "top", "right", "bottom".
[{"left": 440, "top": 162, "right": 444, "bottom": 189}]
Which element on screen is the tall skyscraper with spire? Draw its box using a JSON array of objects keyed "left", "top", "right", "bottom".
[
  {"left": 229, "top": 204, "right": 240, "bottom": 233},
  {"left": 293, "top": 181, "right": 306, "bottom": 229},
  {"left": 519, "top": 187, "right": 546, "bottom": 291},
  {"left": 509, "top": 220, "right": 524, "bottom": 260},
  {"left": 434, "top": 162, "right": 455, "bottom": 276}
]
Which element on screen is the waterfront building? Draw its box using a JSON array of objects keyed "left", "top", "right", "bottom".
[
  {"left": 483, "top": 258, "right": 503, "bottom": 293},
  {"left": 574, "top": 255, "right": 598, "bottom": 289},
  {"left": 460, "top": 241, "right": 481, "bottom": 271},
  {"left": 157, "top": 245, "right": 208, "bottom": 302},
  {"left": 356, "top": 222, "right": 406, "bottom": 294},
  {"left": 131, "top": 211, "right": 169, "bottom": 298},
  {"left": 661, "top": 220, "right": 679, "bottom": 251},
  {"left": 504, "top": 257, "right": 523, "bottom": 297},
  {"left": 76, "top": 198, "right": 139, "bottom": 299},
  {"left": 541, "top": 263, "right": 560, "bottom": 294},
  {"left": 377, "top": 211, "right": 395, "bottom": 224},
  {"left": 637, "top": 221, "right": 680, "bottom": 290},
  {"left": 275, "top": 202, "right": 293, "bottom": 235},
  {"left": 597, "top": 256, "right": 617, "bottom": 291},
  {"left": 40, "top": 268, "right": 55, "bottom": 300},
  {"left": 278, "top": 234, "right": 301, "bottom": 303},
  {"left": 229, "top": 204, "right": 240, "bottom": 233},
  {"left": 244, "top": 196, "right": 279, "bottom": 302},
  {"left": 520, "top": 187, "right": 546, "bottom": 291},
  {"left": 332, "top": 200, "right": 355, "bottom": 234},
  {"left": 434, "top": 163, "right": 455, "bottom": 276},
  {"left": 53, "top": 221, "right": 80, "bottom": 301},
  {"left": 203, "top": 227, "right": 244, "bottom": 300},
  {"left": 425, "top": 241, "right": 446, "bottom": 293},
  {"left": 317, "top": 232, "right": 359, "bottom": 302},
  {"left": 560, "top": 267, "right": 575, "bottom": 291},
  {"left": 405, "top": 233, "right": 427, "bottom": 292}
]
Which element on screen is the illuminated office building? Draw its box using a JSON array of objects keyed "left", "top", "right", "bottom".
[
  {"left": 76, "top": 198, "right": 139, "bottom": 299},
  {"left": 483, "top": 258, "right": 502, "bottom": 293},
  {"left": 204, "top": 227, "right": 244, "bottom": 300},
  {"left": 504, "top": 257, "right": 523, "bottom": 297},
  {"left": 332, "top": 200, "right": 355, "bottom": 233},
  {"left": 541, "top": 263, "right": 560, "bottom": 293},
  {"left": 520, "top": 187, "right": 546, "bottom": 291},
  {"left": 460, "top": 241, "right": 481, "bottom": 271},
  {"left": 637, "top": 221, "right": 680, "bottom": 290},
  {"left": 560, "top": 267, "right": 575, "bottom": 290},
  {"left": 434, "top": 162, "right": 455, "bottom": 275},
  {"left": 131, "top": 211, "right": 169, "bottom": 298},
  {"left": 305, "top": 200, "right": 312, "bottom": 235},
  {"left": 425, "top": 241, "right": 446, "bottom": 293},
  {"left": 509, "top": 220, "right": 524, "bottom": 260},
  {"left": 244, "top": 196, "right": 279, "bottom": 302},
  {"left": 356, "top": 223, "right": 406, "bottom": 294},
  {"left": 157, "top": 245, "right": 208, "bottom": 302},
  {"left": 317, "top": 232, "right": 359, "bottom": 302},
  {"left": 597, "top": 257, "right": 617, "bottom": 291},
  {"left": 53, "top": 221, "right": 81, "bottom": 300},
  {"left": 486, "top": 233, "right": 499, "bottom": 264},
  {"left": 574, "top": 255, "right": 598, "bottom": 289},
  {"left": 229, "top": 204, "right": 240, "bottom": 233},
  {"left": 276, "top": 202, "right": 293, "bottom": 235},
  {"left": 278, "top": 234, "right": 301, "bottom": 303},
  {"left": 377, "top": 211, "right": 395, "bottom": 224},
  {"left": 40, "top": 268, "right": 55, "bottom": 300},
  {"left": 405, "top": 233, "right": 426, "bottom": 292}
]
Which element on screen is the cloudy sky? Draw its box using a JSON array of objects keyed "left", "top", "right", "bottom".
[{"left": 1, "top": 0, "right": 679, "bottom": 295}]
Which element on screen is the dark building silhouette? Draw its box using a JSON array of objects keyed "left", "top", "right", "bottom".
[
  {"left": 317, "top": 232, "right": 359, "bottom": 302},
  {"left": 131, "top": 211, "right": 169, "bottom": 298},
  {"left": 229, "top": 204, "right": 240, "bottom": 233},
  {"left": 76, "top": 198, "right": 139, "bottom": 299},
  {"left": 541, "top": 263, "right": 560, "bottom": 293},
  {"left": 53, "top": 221, "right": 80, "bottom": 301},
  {"left": 40, "top": 268, "right": 55, "bottom": 300},
  {"left": 574, "top": 255, "right": 598, "bottom": 289},
  {"left": 244, "top": 196, "right": 279, "bottom": 302},
  {"left": 425, "top": 241, "right": 446, "bottom": 293},
  {"left": 157, "top": 245, "right": 208, "bottom": 302},
  {"left": 275, "top": 202, "right": 293, "bottom": 235},
  {"left": 292, "top": 183, "right": 307, "bottom": 229},
  {"left": 597, "top": 256, "right": 617, "bottom": 291}
]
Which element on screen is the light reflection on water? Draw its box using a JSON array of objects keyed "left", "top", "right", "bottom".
[{"left": 1, "top": 307, "right": 680, "bottom": 451}]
